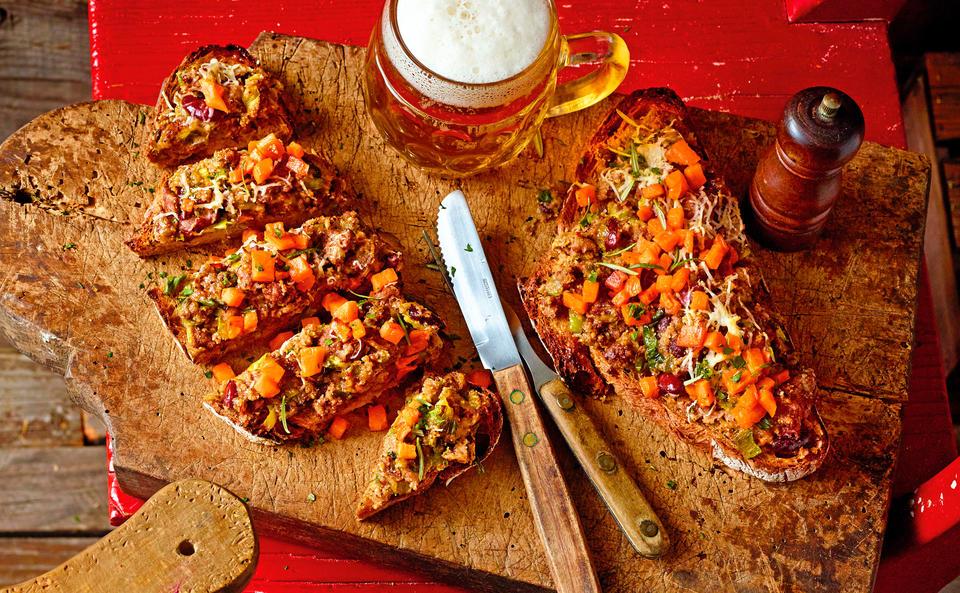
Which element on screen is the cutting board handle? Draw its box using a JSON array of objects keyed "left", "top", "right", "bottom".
[{"left": 1, "top": 478, "right": 258, "bottom": 593}]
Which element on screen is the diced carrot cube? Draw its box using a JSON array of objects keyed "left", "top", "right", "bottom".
[
  {"left": 288, "top": 255, "right": 315, "bottom": 291},
  {"left": 666, "top": 207, "right": 685, "bottom": 230},
  {"left": 639, "top": 285, "right": 659, "bottom": 305},
  {"left": 298, "top": 346, "right": 326, "bottom": 378},
  {"left": 605, "top": 270, "right": 628, "bottom": 292},
  {"left": 575, "top": 184, "right": 596, "bottom": 207},
  {"left": 622, "top": 304, "right": 649, "bottom": 326},
  {"left": 684, "top": 162, "right": 707, "bottom": 190},
  {"left": 704, "top": 331, "right": 726, "bottom": 353},
  {"left": 665, "top": 139, "right": 701, "bottom": 166},
  {"left": 758, "top": 387, "right": 777, "bottom": 417},
  {"left": 639, "top": 376, "right": 660, "bottom": 399},
  {"left": 562, "top": 291, "right": 589, "bottom": 315},
  {"left": 333, "top": 300, "right": 359, "bottom": 323},
  {"left": 210, "top": 362, "right": 235, "bottom": 384},
  {"left": 660, "top": 291, "right": 681, "bottom": 315},
  {"left": 331, "top": 320, "right": 351, "bottom": 341},
  {"left": 637, "top": 204, "right": 655, "bottom": 221},
  {"left": 301, "top": 317, "right": 320, "bottom": 328},
  {"left": 221, "top": 287, "right": 246, "bottom": 308},
  {"left": 397, "top": 441, "right": 417, "bottom": 459},
  {"left": 379, "top": 321, "right": 405, "bottom": 345},
  {"left": 655, "top": 274, "right": 673, "bottom": 293},
  {"left": 694, "top": 379, "right": 714, "bottom": 407},
  {"left": 252, "top": 158, "right": 275, "bottom": 184},
  {"left": 612, "top": 288, "right": 631, "bottom": 307},
  {"left": 350, "top": 319, "right": 366, "bottom": 339},
  {"left": 744, "top": 348, "right": 766, "bottom": 374},
  {"left": 676, "top": 324, "right": 706, "bottom": 348},
  {"left": 641, "top": 184, "right": 664, "bottom": 199},
  {"left": 371, "top": 268, "right": 399, "bottom": 293},
  {"left": 691, "top": 290, "right": 710, "bottom": 311},
  {"left": 654, "top": 230, "right": 680, "bottom": 252},
  {"left": 703, "top": 234, "right": 729, "bottom": 270},
  {"left": 268, "top": 332, "right": 294, "bottom": 351},
  {"left": 774, "top": 369, "right": 790, "bottom": 384},
  {"left": 286, "top": 142, "right": 305, "bottom": 158},
  {"left": 665, "top": 170, "right": 689, "bottom": 201},
  {"left": 367, "top": 404, "right": 389, "bottom": 431},
  {"left": 626, "top": 275, "right": 642, "bottom": 297},
  {"left": 322, "top": 293, "right": 348, "bottom": 313},
  {"left": 670, "top": 267, "right": 690, "bottom": 292},
  {"left": 250, "top": 251, "right": 275, "bottom": 282},
  {"left": 647, "top": 217, "right": 666, "bottom": 236},
  {"left": 291, "top": 233, "right": 310, "bottom": 250},
  {"left": 253, "top": 375, "right": 280, "bottom": 399},
  {"left": 243, "top": 310, "right": 258, "bottom": 333},
  {"left": 257, "top": 134, "right": 285, "bottom": 160},
  {"left": 328, "top": 416, "right": 349, "bottom": 440},
  {"left": 242, "top": 229, "right": 260, "bottom": 243},
  {"left": 582, "top": 280, "right": 600, "bottom": 303}
]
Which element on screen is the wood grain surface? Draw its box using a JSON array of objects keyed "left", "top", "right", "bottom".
[
  {"left": 0, "top": 34, "right": 930, "bottom": 593},
  {"left": 1, "top": 478, "right": 258, "bottom": 593}
]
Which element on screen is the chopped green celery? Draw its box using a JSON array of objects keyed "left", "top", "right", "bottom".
[
  {"left": 733, "top": 429, "right": 762, "bottom": 459},
  {"left": 569, "top": 310, "right": 585, "bottom": 334}
]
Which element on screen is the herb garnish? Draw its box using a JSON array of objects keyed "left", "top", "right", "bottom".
[
  {"left": 603, "top": 242, "right": 637, "bottom": 258},
  {"left": 537, "top": 189, "right": 552, "bottom": 203},
  {"left": 415, "top": 436, "right": 425, "bottom": 481},
  {"left": 164, "top": 274, "right": 186, "bottom": 296},
  {"left": 464, "top": 243, "right": 473, "bottom": 252},
  {"left": 643, "top": 325, "right": 664, "bottom": 370},
  {"left": 62, "top": 242, "right": 76, "bottom": 250},
  {"left": 280, "top": 395, "right": 291, "bottom": 434},
  {"left": 668, "top": 257, "right": 701, "bottom": 273}
]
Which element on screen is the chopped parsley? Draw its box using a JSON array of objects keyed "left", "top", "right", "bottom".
[
  {"left": 204, "top": 370, "right": 213, "bottom": 378},
  {"left": 537, "top": 189, "right": 552, "bottom": 203},
  {"left": 163, "top": 274, "right": 186, "bottom": 296},
  {"left": 62, "top": 242, "right": 76, "bottom": 250},
  {"left": 730, "top": 356, "right": 746, "bottom": 369},
  {"left": 464, "top": 243, "right": 473, "bottom": 252},
  {"left": 306, "top": 492, "right": 316, "bottom": 502},
  {"left": 666, "top": 479, "right": 677, "bottom": 490},
  {"left": 731, "top": 370, "right": 743, "bottom": 383},
  {"left": 643, "top": 325, "right": 664, "bottom": 370}
]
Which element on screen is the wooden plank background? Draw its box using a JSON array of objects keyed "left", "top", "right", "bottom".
[{"left": 0, "top": 0, "right": 110, "bottom": 585}]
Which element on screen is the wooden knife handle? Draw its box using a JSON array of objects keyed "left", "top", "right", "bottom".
[
  {"left": 2, "top": 478, "right": 258, "bottom": 593},
  {"left": 492, "top": 364, "right": 602, "bottom": 593},
  {"left": 539, "top": 378, "right": 669, "bottom": 558}
]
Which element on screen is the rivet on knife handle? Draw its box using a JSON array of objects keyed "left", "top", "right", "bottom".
[{"left": 539, "top": 378, "right": 669, "bottom": 558}]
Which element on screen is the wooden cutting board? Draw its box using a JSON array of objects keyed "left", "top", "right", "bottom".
[{"left": 0, "top": 33, "right": 929, "bottom": 593}]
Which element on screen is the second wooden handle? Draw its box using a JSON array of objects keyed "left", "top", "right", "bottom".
[
  {"left": 539, "top": 378, "right": 669, "bottom": 558},
  {"left": 492, "top": 364, "right": 602, "bottom": 593}
]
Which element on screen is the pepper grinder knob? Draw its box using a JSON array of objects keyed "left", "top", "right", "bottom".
[{"left": 748, "top": 87, "right": 865, "bottom": 251}]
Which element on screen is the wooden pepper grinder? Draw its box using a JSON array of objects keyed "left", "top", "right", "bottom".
[{"left": 748, "top": 86, "right": 864, "bottom": 250}]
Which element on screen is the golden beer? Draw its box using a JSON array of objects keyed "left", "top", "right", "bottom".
[{"left": 363, "top": 0, "right": 629, "bottom": 176}]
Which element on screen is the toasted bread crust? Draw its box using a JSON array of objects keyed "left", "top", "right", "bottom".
[{"left": 522, "top": 88, "right": 828, "bottom": 482}]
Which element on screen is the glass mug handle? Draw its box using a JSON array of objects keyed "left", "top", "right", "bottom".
[{"left": 546, "top": 32, "right": 630, "bottom": 118}]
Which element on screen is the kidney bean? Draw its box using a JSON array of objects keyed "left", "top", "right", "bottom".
[
  {"left": 222, "top": 380, "right": 238, "bottom": 408},
  {"left": 658, "top": 372, "right": 683, "bottom": 395}
]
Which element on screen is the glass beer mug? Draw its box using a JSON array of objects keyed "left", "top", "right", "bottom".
[{"left": 363, "top": 0, "right": 629, "bottom": 176}]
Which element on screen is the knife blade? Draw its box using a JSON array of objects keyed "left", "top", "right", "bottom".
[
  {"left": 503, "top": 299, "right": 669, "bottom": 558},
  {"left": 436, "top": 190, "right": 601, "bottom": 593}
]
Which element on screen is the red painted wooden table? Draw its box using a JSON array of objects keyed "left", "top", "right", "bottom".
[{"left": 89, "top": 0, "right": 958, "bottom": 591}]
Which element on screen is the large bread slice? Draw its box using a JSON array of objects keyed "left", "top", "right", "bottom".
[
  {"left": 149, "top": 211, "right": 401, "bottom": 365},
  {"left": 145, "top": 44, "right": 293, "bottom": 167},
  {"left": 126, "top": 143, "right": 349, "bottom": 257},
  {"left": 204, "top": 286, "right": 447, "bottom": 444},
  {"left": 520, "top": 88, "right": 828, "bottom": 482},
  {"left": 356, "top": 372, "right": 503, "bottom": 520}
]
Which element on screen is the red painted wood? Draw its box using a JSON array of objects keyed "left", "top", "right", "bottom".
[
  {"left": 785, "top": 0, "right": 907, "bottom": 23},
  {"left": 89, "top": 0, "right": 954, "bottom": 590},
  {"left": 88, "top": 0, "right": 905, "bottom": 147}
]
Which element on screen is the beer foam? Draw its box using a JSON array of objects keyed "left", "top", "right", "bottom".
[{"left": 384, "top": 0, "right": 552, "bottom": 108}]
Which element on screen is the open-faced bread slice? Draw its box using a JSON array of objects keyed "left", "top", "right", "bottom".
[
  {"left": 127, "top": 137, "right": 348, "bottom": 257},
  {"left": 145, "top": 44, "right": 293, "bottom": 167},
  {"left": 204, "top": 286, "right": 446, "bottom": 444},
  {"left": 520, "top": 88, "right": 828, "bottom": 482},
  {"left": 149, "top": 211, "right": 401, "bottom": 365},
  {"left": 356, "top": 371, "right": 502, "bottom": 520}
]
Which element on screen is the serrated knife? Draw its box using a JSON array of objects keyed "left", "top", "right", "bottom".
[
  {"left": 502, "top": 299, "right": 669, "bottom": 558},
  {"left": 436, "top": 190, "right": 602, "bottom": 593}
]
